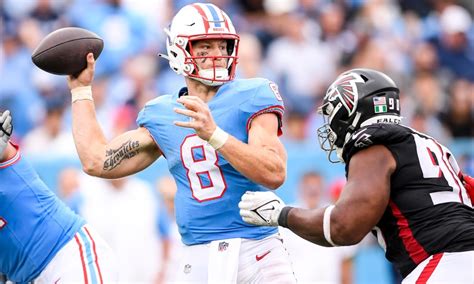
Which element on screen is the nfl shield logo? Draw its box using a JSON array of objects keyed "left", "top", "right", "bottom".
[{"left": 218, "top": 241, "right": 229, "bottom": 252}]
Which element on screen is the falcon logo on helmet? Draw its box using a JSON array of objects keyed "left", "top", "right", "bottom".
[
  {"left": 159, "top": 3, "right": 239, "bottom": 86},
  {"left": 325, "top": 73, "right": 365, "bottom": 117}
]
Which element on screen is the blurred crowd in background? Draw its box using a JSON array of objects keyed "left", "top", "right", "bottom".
[{"left": 1, "top": 0, "right": 473, "bottom": 283}]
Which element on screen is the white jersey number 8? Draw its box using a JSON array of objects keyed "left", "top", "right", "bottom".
[{"left": 181, "top": 135, "right": 227, "bottom": 202}]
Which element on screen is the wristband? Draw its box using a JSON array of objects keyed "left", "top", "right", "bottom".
[
  {"left": 278, "top": 206, "right": 293, "bottom": 228},
  {"left": 208, "top": 127, "right": 229, "bottom": 150},
  {"left": 71, "top": 86, "right": 93, "bottom": 103},
  {"left": 323, "top": 205, "right": 338, "bottom": 246}
]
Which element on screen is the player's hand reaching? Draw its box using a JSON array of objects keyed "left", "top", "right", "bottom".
[
  {"left": 0, "top": 110, "right": 13, "bottom": 156},
  {"left": 174, "top": 96, "right": 217, "bottom": 141},
  {"left": 67, "top": 53, "right": 96, "bottom": 90},
  {"left": 461, "top": 173, "right": 474, "bottom": 202},
  {"left": 239, "top": 191, "right": 285, "bottom": 226}
]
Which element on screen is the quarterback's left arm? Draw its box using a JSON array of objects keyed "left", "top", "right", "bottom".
[{"left": 219, "top": 112, "right": 287, "bottom": 189}]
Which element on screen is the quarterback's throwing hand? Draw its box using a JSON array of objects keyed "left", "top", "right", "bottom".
[
  {"left": 239, "top": 191, "right": 285, "bottom": 226},
  {"left": 0, "top": 110, "right": 13, "bottom": 156}
]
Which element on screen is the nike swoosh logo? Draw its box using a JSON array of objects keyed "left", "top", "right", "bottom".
[
  {"left": 260, "top": 206, "right": 275, "bottom": 211},
  {"left": 256, "top": 250, "right": 271, "bottom": 261},
  {"left": 351, "top": 128, "right": 367, "bottom": 140}
]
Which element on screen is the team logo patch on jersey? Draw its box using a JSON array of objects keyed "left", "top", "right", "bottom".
[
  {"left": 218, "top": 241, "right": 229, "bottom": 251},
  {"left": 373, "top": 97, "right": 388, "bottom": 113},
  {"left": 325, "top": 73, "right": 365, "bottom": 116},
  {"left": 269, "top": 82, "right": 283, "bottom": 101},
  {"left": 352, "top": 128, "right": 373, "bottom": 148}
]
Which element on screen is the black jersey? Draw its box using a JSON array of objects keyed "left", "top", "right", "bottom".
[{"left": 343, "top": 124, "right": 474, "bottom": 278}]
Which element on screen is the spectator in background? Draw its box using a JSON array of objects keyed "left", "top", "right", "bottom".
[
  {"left": 57, "top": 167, "right": 83, "bottom": 214},
  {"left": 429, "top": 4, "right": 474, "bottom": 81},
  {"left": 78, "top": 175, "right": 162, "bottom": 283},
  {"left": 236, "top": 33, "right": 274, "bottom": 80},
  {"left": 266, "top": 12, "right": 337, "bottom": 115},
  {"left": 439, "top": 79, "right": 474, "bottom": 137},
  {"left": 155, "top": 175, "right": 181, "bottom": 284},
  {"left": 22, "top": 94, "right": 75, "bottom": 156},
  {"left": 280, "top": 171, "right": 355, "bottom": 284}
]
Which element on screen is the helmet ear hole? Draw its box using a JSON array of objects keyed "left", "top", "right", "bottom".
[{"left": 360, "top": 74, "right": 369, "bottom": 82}]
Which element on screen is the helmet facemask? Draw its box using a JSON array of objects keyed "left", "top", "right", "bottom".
[
  {"left": 185, "top": 35, "right": 239, "bottom": 86},
  {"left": 317, "top": 102, "right": 361, "bottom": 163}
]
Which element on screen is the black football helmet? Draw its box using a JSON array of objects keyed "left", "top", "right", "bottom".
[{"left": 317, "top": 68, "right": 401, "bottom": 163}]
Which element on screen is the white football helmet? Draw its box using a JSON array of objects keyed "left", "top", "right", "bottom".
[{"left": 162, "top": 3, "right": 240, "bottom": 86}]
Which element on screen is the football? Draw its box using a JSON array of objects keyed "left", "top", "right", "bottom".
[{"left": 31, "top": 27, "right": 104, "bottom": 76}]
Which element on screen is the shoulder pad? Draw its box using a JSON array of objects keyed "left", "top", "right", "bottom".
[{"left": 343, "top": 124, "right": 411, "bottom": 163}]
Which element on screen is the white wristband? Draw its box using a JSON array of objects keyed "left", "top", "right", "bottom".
[
  {"left": 323, "top": 205, "right": 338, "bottom": 247},
  {"left": 71, "top": 86, "right": 93, "bottom": 103},
  {"left": 208, "top": 127, "right": 229, "bottom": 150}
]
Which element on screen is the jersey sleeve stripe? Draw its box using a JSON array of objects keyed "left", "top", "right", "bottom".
[
  {"left": 246, "top": 105, "right": 285, "bottom": 136},
  {"left": 0, "top": 142, "right": 21, "bottom": 169}
]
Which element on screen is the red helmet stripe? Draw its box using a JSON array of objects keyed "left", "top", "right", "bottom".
[{"left": 192, "top": 4, "right": 210, "bottom": 32}]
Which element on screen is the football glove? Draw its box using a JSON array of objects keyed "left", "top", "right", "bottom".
[
  {"left": 0, "top": 110, "right": 12, "bottom": 157},
  {"left": 461, "top": 173, "right": 474, "bottom": 202},
  {"left": 239, "top": 191, "right": 284, "bottom": 226}
]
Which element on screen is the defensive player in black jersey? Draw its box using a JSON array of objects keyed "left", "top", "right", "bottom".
[{"left": 239, "top": 68, "right": 474, "bottom": 283}]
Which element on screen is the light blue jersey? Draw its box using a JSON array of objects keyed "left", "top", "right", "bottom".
[
  {"left": 0, "top": 147, "right": 85, "bottom": 282},
  {"left": 137, "top": 78, "right": 284, "bottom": 245}
]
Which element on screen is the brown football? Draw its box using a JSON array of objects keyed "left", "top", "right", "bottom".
[{"left": 32, "top": 27, "right": 103, "bottom": 76}]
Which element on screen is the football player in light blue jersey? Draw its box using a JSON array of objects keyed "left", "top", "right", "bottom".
[
  {"left": 0, "top": 110, "right": 117, "bottom": 283},
  {"left": 66, "top": 3, "right": 295, "bottom": 283}
]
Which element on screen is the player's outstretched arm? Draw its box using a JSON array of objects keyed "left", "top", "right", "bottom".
[
  {"left": 461, "top": 173, "right": 474, "bottom": 202},
  {"left": 67, "top": 54, "right": 161, "bottom": 178},
  {"left": 240, "top": 145, "right": 394, "bottom": 247}
]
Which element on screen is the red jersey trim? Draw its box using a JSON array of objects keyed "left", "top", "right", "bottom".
[
  {"left": 0, "top": 142, "right": 21, "bottom": 169},
  {"left": 246, "top": 105, "right": 285, "bottom": 136},
  {"left": 389, "top": 201, "right": 429, "bottom": 264}
]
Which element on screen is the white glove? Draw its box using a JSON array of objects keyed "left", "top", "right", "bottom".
[
  {"left": 239, "top": 191, "right": 285, "bottom": 226},
  {"left": 0, "top": 110, "right": 12, "bottom": 157}
]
